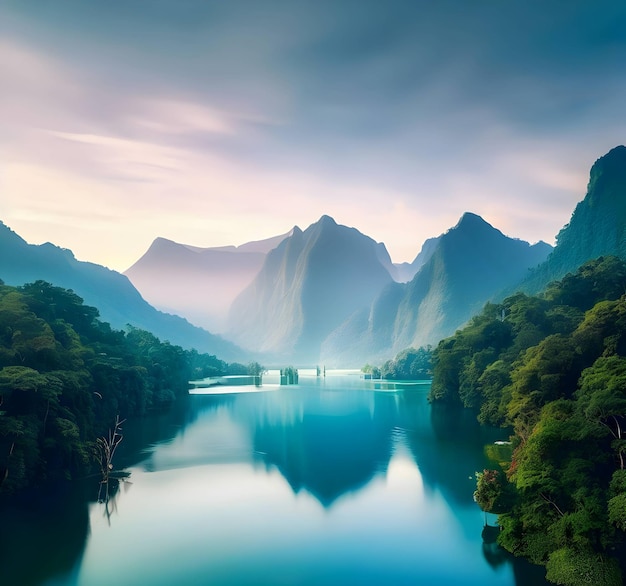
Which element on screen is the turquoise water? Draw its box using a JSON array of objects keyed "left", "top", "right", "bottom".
[{"left": 0, "top": 375, "right": 548, "bottom": 586}]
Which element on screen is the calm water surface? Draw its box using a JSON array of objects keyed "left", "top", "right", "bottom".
[{"left": 1, "top": 374, "right": 548, "bottom": 586}]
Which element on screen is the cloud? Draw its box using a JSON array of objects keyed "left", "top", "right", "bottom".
[{"left": 2, "top": 1, "right": 626, "bottom": 271}]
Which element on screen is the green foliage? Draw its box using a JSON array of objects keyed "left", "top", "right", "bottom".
[
  {"left": 607, "top": 493, "right": 626, "bottom": 531},
  {"left": 609, "top": 469, "right": 626, "bottom": 495},
  {"left": 544, "top": 256, "right": 626, "bottom": 312},
  {"left": 429, "top": 257, "right": 626, "bottom": 585},
  {"left": 474, "top": 468, "right": 517, "bottom": 514},
  {"left": 0, "top": 281, "right": 231, "bottom": 495},
  {"left": 545, "top": 547, "right": 621, "bottom": 586},
  {"left": 361, "top": 363, "right": 381, "bottom": 378},
  {"left": 430, "top": 339, "right": 464, "bottom": 403},
  {"left": 247, "top": 362, "right": 265, "bottom": 377},
  {"left": 484, "top": 441, "right": 513, "bottom": 469},
  {"left": 381, "top": 346, "right": 432, "bottom": 380},
  {"left": 477, "top": 360, "right": 511, "bottom": 424},
  {"left": 226, "top": 362, "right": 248, "bottom": 375},
  {"left": 188, "top": 348, "right": 227, "bottom": 379}
]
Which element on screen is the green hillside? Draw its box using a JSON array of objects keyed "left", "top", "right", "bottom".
[
  {"left": 430, "top": 256, "right": 626, "bottom": 585},
  {"left": 0, "top": 280, "right": 228, "bottom": 495}
]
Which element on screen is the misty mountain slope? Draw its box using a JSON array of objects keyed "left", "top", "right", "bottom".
[
  {"left": 520, "top": 145, "right": 626, "bottom": 294},
  {"left": 229, "top": 226, "right": 308, "bottom": 355},
  {"left": 320, "top": 281, "right": 407, "bottom": 365},
  {"left": 394, "top": 213, "right": 552, "bottom": 347},
  {"left": 0, "top": 222, "right": 244, "bottom": 360},
  {"left": 321, "top": 213, "right": 552, "bottom": 366},
  {"left": 228, "top": 215, "right": 395, "bottom": 362},
  {"left": 393, "top": 235, "right": 441, "bottom": 282},
  {"left": 124, "top": 229, "right": 293, "bottom": 332}
]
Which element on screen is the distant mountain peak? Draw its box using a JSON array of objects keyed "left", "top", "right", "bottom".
[
  {"left": 454, "top": 212, "right": 490, "bottom": 229},
  {"left": 40, "top": 242, "right": 76, "bottom": 260},
  {"left": 318, "top": 214, "right": 337, "bottom": 226},
  {"left": 150, "top": 236, "right": 182, "bottom": 248},
  {"left": 124, "top": 227, "right": 297, "bottom": 331},
  {"left": 589, "top": 145, "right": 626, "bottom": 181},
  {"left": 587, "top": 145, "right": 626, "bottom": 205},
  {"left": 449, "top": 213, "right": 506, "bottom": 242},
  {"left": 0, "top": 221, "right": 28, "bottom": 246},
  {"left": 519, "top": 146, "right": 626, "bottom": 294},
  {"left": 153, "top": 236, "right": 174, "bottom": 244},
  {"left": 138, "top": 228, "right": 298, "bottom": 261},
  {"left": 0, "top": 222, "right": 243, "bottom": 360},
  {"left": 592, "top": 145, "right": 626, "bottom": 170},
  {"left": 228, "top": 215, "right": 394, "bottom": 361}
]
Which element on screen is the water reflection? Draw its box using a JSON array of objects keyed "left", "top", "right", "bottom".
[
  {"left": 0, "top": 484, "right": 89, "bottom": 586},
  {"left": 250, "top": 389, "right": 396, "bottom": 506},
  {"left": 182, "top": 381, "right": 504, "bottom": 511},
  {"left": 0, "top": 376, "right": 548, "bottom": 586}
]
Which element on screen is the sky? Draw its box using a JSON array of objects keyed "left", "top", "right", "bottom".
[{"left": 1, "top": 0, "right": 626, "bottom": 272}]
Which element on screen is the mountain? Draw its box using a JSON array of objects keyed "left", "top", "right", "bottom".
[
  {"left": 520, "top": 145, "right": 626, "bottom": 293},
  {"left": 124, "top": 230, "right": 293, "bottom": 332},
  {"left": 0, "top": 222, "right": 244, "bottom": 361},
  {"left": 227, "top": 215, "right": 395, "bottom": 363},
  {"left": 393, "top": 235, "right": 441, "bottom": 282},
  {"left": 321, "top": 213, "right": 552, "bottom": 366}
]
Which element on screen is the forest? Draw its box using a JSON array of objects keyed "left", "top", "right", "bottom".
[
  {"left": 0, "top": 280, "right": 235, "bottom": 495},
  {"left": 362, "top": 346, "right": 432, "bottom": 380},
  {"left": 429, "top": 256, "right": 626, "bottom": 585}
]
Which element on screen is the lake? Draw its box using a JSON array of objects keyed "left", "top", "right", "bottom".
[{"left": 0, "top": 373, "right": 548, "bottom": 586}]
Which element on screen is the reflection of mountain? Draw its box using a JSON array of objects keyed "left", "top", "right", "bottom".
[
  {"left": 1, "top": 380, "right": 547, "bottom": 586},
  {"left": 399, "top": 393, "right": 506, "bottom": 506},
  {"left": 182, "top": 383, "right": 508, "bottom": 510},
  {"left": 250, "top": 389, "right": 397, "bottom": 506},
  {"left": 191, "top": 381, "right": 504, "bottom": 511}
]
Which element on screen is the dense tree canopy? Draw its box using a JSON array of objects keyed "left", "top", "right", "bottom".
[
  {"left": 0, "top": 280, "right": 231, "bottom": 495},
  {"left": 429, "top": 257, "right": 626, "bottom": 585},
  {"left": 363, "top": 346, "right": 432, "bottom": 380}
]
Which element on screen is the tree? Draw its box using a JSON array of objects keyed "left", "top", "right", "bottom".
[
  {"left": 476, "top": 360, "right": 511, "bottom": 425},
  {"left": 544, "top": 256, "right": 626, "bottom": 313},
  {"left": 474, "top": 469, "right": 516, "bottom": 514},
  {"left": 577, "top": 356, "right": 626, "bottom": 469},
  {"left": 0, "top": 280, "right": 234, "bottom": 495},
  {"left": 381, "top": 346, "right": 433, "bottom": 380},
  {"left": 361, "top": 364, "right": 381, "bottom": 378},
  {"left": 545, "top": 547, "right": 621, "bottom": 586},
  {"left": 428, "top": 258, "right": 626, "bottom": 581},
  {"left": 247, "top": 362, "right": 265, "bottom": 377}
]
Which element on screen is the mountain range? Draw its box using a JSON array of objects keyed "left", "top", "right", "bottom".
[
  {"left": 123, "top": 227, "right": 426, "bottom": 334},
  {"left": 124, "top": 230, "right": 294, "bottom": 332},
  {"left": 125, "top": 211, "right": 551, "bottom": 366},
  {"left": 227, "top": 215, "right": 395, "bottom": 363},
  {"left": 2, "top": 146, "right": 625, "bottom": 367},
  {"left": 0, "top": 223, "right": 244, "bottom": 361},
  {"left": 224, "top": 146, "right": 626, "bottom": 365},
  {"left": 320, "top": 213, "right": 552, "bottom": 365}
]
